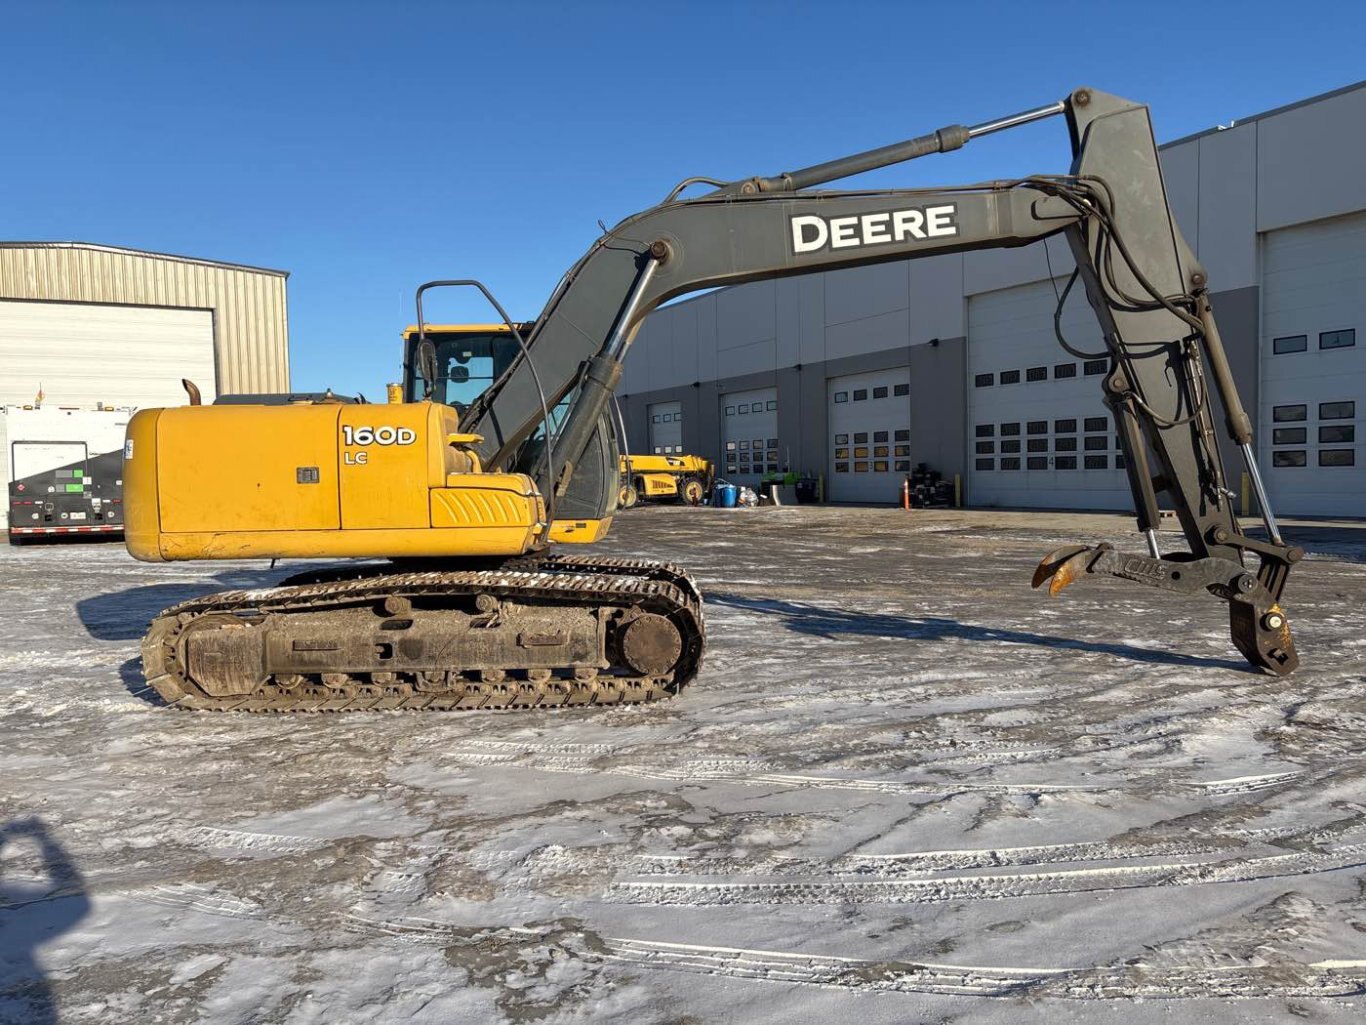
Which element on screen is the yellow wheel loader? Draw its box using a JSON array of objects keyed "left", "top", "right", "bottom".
[
  {"left": 619, "top": 454, "right": 713, "bottom": 507},
  {"left": 124, "top": 88, "right": 1302, "bottom": 711}
]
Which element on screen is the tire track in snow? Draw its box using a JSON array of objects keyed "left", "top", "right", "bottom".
[
  {"left": 130, "top": 883, "right": 262, "bottom": 919},
  {"left": 180, "top": 825, "right": 330, "bottom": 855},
  {"left": 335, "top": 915, "right": 1366, "bottom": 1000},
  {"left": 607, "top": 842, "right": 1366, "bottom": 906},
  {"left": 600, "top": 936, "right": 1366, "bottom": 1000},
  {"left": 443, "top": 741, "right": 1307, "bottom": 798}
]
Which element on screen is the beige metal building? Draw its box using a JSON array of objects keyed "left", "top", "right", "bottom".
[
  {"left": 0, "top": 241, "right": 290, "bottom": 404},
  {"left": 1, "top": 242, "right": 290, "bottom": 529}
]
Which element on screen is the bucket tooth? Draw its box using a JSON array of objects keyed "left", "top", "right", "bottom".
[{"left": 1031, "top": 544, "right": 1095, "bottom": 592}]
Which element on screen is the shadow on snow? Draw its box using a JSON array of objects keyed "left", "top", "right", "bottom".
[
  {"left": 0, "top": 818, "right": 89, "bottom": 1025},
  {"left": 706, "top": 592, "right": 1254, "bottom": 673}
]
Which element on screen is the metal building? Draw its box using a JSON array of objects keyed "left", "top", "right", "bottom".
[
  {"left": 1, "top": 241, "right": 290, "bottom": 526},
  {"left": 621, "top": 82, "right": 1366, "bottom": 518}
]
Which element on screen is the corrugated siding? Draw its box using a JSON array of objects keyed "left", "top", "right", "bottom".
[{"left": 0, "top": 245, "right": 288, "bottom": 393}]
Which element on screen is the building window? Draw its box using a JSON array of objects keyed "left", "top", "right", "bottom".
[
  {"left": 739, "top": 440, "right": 749, "bottom": 450},
  {"left": 974, "top": 373, "right": 994, "bottom": 387},
  {"left": 854, "top": 432, "right": 868, "bottom": 444},
  {"left": 1026, "top": 456, "right": 1048, "bottom": 470},
  {"left": 1027, "top": 438, "right": 1048, "bottom": 453},
  {"left": 1055, "top": 456, "right": 1077, "bottom": 470},
  {"left": 873, "top": 430, "right": 889, "bottom": 442},
  {"left": 1084, "top": 416, "right": 1108, "bottom": 432},
  {"left": 752, "top": 439, "right": 764, "bottom": 450},
  {"left": 1272, "top": 450, "right": 1307, "bottom": 467},
  {"left": 1273, "top": 404, "right": 1307, "bottom": 422},
  {"left": 833, "top": 392, "right": 848, "bottom": 403},
  {"left": 894, "top": 429, "right": 910, "bottom": 442},
  {"left": 1320, "top": 401, "right": 1355, "bottom": 420},
  {"left": 1320, "top": 329, "right": 1356, "bottom": 350},
  {"left": 976, "top": 424, "right": 994, "bottom": 437},
  {"left": 1000, "top": 422, "right": 1020, "bottom": 436},
  {"left": 1054, "top": 419, "right": 1077, "bottom": 433},
  {"left": 766, "top": 400, "right": 778, "bottom": 411},
  {"left": 1027, "top": 420, "right": 1048, "bottom": 435},
  {"left": 1272, "top": 427, "right": 1306, "bottom": 445},
  {"left": 834, "top": 434, "right": 848, "bottom": 444},
  {"left": 835, "top": 462, "right": 849, "bottom": 473},
  {"left": 834, "top": 447, "right": 849, "bottom": 459},
  {"left": 1054, "top": 437, "right": 1077, "bottom": 452},
  {"left": 1054, "top": 363, "right": 1077, "bottom": 379},
  {"left": 874, "top": 446, "right": 889, "bottom": 457},
  {"left": 1273, "top": 335, "right": 1307, "bottom": 354},
  {"left": 854, "top": 461, "right": 869, "bottom": 472},
  {"left": 1000, "top": 457, "right": 1021, "bottom": 470},
  {"left": 1321, "top": 449, "right": 1356, "bottom": 467},
  {"left": 652, "top": 414, "right": 662, "bottom": 423},
  {"left": 737, "top": 403, "right": 749, "bottom": 413},
  {"left": 1116, "top": 453, "right": 1126, "bottom": 469},
  {"left": 1084, "top": 359, "right": 1108, "bottom": 376},
  {"left": 725, "top": 406, "right": 735, "bottom": 415},
  {"left": 976, "top": 441, "right": 995, "bottom": 454},
  {"left": 1001, "top": 440, "right": 1021, "bottom": 453},
  {"left": 894, "top": 460, "right": 911, "bottom": 472},
  {"left": 872, "top": 386, "right": 889, "bottom": 399},
  {"left": 853, "top": 389, "right": 868, "bottom": 401},
  {"left": 1320, "top": 425, "right": 1355, "bottom": 444},
  {"left": 768, "top": 438, "right": 779, "bottom": 448},
  {"left": 853, "top": 447, "right": 869, "bottom": 458},
  {"left": 894, "top": 383, "right": 909, "bottom": 396},
  {"left": 1084, "top": 436, "right": 1108, "bottom": 451},
  {"left": 1000, "top": 370, "right": 1021, "bottom": 385},
  {"left": 874, "top": 460, "right": 889, "bottom": 472},
  {"left": 1084, "top": 455, "right": 1108, "bottom": 469},
  {"left": 1026, "top": 366, "right": 1047, "bottom": 382},
  {"left": 976, "top": 458, "right": 994, "bottom": 471},
  {"left": 894, "top": 445, "right": 910, "bottom": 456}
]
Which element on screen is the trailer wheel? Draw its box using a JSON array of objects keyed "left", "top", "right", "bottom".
[
  {"left": 679, "top": 476, "right": 706, "bottom": 506},
  {"left": 620, "top": 485, "right": 639, "bottom": 508}
]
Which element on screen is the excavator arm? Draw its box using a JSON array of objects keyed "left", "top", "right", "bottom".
[{"left": 460, "top": 87, "right": 1300, "bottom": 675}]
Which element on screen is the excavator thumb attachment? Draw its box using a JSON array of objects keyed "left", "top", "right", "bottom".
[{"left": 1031, "top": 543, "right": 1300, "bottom": 676}]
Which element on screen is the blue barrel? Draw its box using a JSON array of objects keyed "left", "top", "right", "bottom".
[{"left": 714, "top": 483, "right": 738, "bottom": 508}]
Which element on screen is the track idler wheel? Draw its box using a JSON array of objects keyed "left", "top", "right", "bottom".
[{"left": 618, "top": 613, "right": 684, "bottom": 676}]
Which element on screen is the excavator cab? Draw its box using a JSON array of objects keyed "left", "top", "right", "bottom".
[{"left": 400, "top": 324, "right": 532, "bottom": 412}]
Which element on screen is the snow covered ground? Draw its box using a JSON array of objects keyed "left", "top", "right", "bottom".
[{"left": 3, "top": 505, "right": 1366, "bottom": 1024}]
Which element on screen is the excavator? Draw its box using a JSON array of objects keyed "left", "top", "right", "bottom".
[{"left": 123, "top": 87, "right": 1303, "bottom": 711}]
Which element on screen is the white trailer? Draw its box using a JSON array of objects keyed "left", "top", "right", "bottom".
[{"left": 3, "top": 405, "right": 133, "bottom": 541}]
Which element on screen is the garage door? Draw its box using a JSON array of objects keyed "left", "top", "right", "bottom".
[
  {"left": 721, "top": 387, "right": 778, "bottom": 486},
  {"left": 1260, "top": 212, "right": 1366, "bottom": 518},
  {"left": 827, "top": 368, "right": 910, "bottom": 503},
  {"left": 967, "top": 281, "right": 1129, "bottom": 510},
  {"left": 648, "top": 400, "right": 683, "bottom": 454},
  {"left": 0, "top": 300, "right": 217, "bottom": 408}
]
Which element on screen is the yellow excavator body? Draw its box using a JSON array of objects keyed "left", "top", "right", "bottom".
[{"left": 123, "top": 399, "right": 556, "bottom": 562}]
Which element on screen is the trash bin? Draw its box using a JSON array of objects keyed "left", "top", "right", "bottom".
[
  {"left": 713, "top": 483, "right": 738, "bottom": 508},
  {"left": 794, "top": 477, "right": 819, "bottom": 504}
]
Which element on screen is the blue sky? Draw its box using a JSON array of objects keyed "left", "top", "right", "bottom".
[{"left": 5, "top": 1, "right": 1363, "bottom": 397}]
